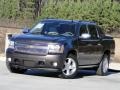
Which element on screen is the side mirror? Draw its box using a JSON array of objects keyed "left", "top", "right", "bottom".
[
  {"left": 79, "top": 33, "right": 91, "bottom": 39},
  {"left": 7, "top": 34, "right": 13, "bottom": 39},
  {"left": 22, "top": 28, "right": 30, "bottom": 34}
]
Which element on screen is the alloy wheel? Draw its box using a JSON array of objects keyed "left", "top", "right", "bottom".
[{"left": 62, "top": 58, "right": 77, "bottom": 76}]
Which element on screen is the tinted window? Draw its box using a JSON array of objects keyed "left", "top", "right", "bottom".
[
  {"left": 58, "top": 23, "right": 75, "bottom": 36},
  {"left": 30, "top": 22, "right": 75, "bottom": 36},
  {"left": 97, "top": 26, "right": 105, "bottom": 37},
  {"left": 88, "top": 25, "right": 98, "bottom": 39},
  {"left": 79, "top": 25, "right": 88, "bottom": 36}
]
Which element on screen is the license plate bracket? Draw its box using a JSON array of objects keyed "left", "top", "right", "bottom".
[{"left": 23, "top": 60, "right": 35, "bottom": 67}]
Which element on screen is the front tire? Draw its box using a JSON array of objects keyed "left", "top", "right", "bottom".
[
  {"left": 96, "top": 54, "right": 109, "bottom": 76},
  {"left": 6, "top": 61, "right": 27, "bottom": 74},
  {"left": 61, "top": 54, "right": 78, "bottom": 79}
]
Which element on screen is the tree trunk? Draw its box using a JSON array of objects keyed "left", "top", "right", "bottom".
[{"left": 34, "top": 0, "right": 42, "bottom": 18}]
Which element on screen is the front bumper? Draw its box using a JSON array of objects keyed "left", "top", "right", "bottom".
[{"left": 6, "top": 49, "right": 65, "bottom": 70}]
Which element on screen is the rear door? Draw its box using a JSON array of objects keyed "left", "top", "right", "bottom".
[{"left": 87, "top": 25, "right": 103, "bottom": 64}]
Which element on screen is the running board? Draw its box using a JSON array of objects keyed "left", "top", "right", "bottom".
[{"left": 78, "top": 65, "right": 98, "bottom": 68}]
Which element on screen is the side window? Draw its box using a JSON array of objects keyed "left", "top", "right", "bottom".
[
  {"left": 88, "top": 25, "right": 98, "bottom": 39},
  {"left": 79, "top": 25, "right": 88, "bottom": 36},
  {"left": 97, "top": 26, "right": 105, "bottom": 37}
]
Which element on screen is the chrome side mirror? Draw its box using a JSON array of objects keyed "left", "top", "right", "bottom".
[{"left": 79, "top": 33, "right": 91, "bottom": 39}]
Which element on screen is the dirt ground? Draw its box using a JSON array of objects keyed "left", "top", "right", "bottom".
[{"left": 114, "top": 38, "right": 120, "bottom": 63}]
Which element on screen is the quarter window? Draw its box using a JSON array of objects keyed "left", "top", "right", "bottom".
[{"left": 97, "top": 26, "right": 105, "bottom": 37}]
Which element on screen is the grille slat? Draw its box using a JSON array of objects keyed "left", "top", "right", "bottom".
[{"left": 15, "top": 40, "right": 48, "bottom": 55}]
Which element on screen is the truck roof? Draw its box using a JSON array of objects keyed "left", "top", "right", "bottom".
[{"left": 41, "top": 19, "right": 96, "bottom": 25}]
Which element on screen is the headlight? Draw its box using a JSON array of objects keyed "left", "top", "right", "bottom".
[
  {"left": 48, "top": 43, "right": 64, "bottom": 53},
  {"left": 9, "top": 41, "right": 14, "bottom": 49}
]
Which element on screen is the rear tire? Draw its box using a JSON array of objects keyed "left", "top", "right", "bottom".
[
  {"left": 60, "top": 54, "right": 78, "bottom": 79},
  {"left": 96, "top": 54, "right": 109, "bottom": 76},
  {"left": 6, "top": 61, "right": 27, "bottom": 74}
]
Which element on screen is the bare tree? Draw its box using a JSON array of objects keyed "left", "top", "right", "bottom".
[{"left": 34, "top": 0, "right": 43, "bottom": 18}]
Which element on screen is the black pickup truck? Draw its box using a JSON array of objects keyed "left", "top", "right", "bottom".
[{"left": 6, "top": 19, "right": 115, "bottom": 79}]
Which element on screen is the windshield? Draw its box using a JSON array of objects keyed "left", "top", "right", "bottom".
[{"left": 30, "top": 22, "right": 76, "bottom": 36}]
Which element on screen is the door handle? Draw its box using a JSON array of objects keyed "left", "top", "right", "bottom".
[
  {"left": 87, "top": 44, "right": 92, "bottom": 46},
  {"left": 97, "top": 43, "right": 101, "bottom": 46}
]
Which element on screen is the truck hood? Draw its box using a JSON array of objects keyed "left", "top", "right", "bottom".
[{"left": 12, "top": 33, "right": 73, "bottom": 44}]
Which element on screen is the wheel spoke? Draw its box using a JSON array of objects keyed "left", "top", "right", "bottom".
[
  {"left": 64, "top": 61, "right": 68, "bottom": 66},
  {"left": 66, "top": 69, "right": 70, "bottom": 75},
  {"left": 68, "top": 59, "right": 72, "bottom": 65},
  {"left": 69, "top": 65, "right": 76, "bottom": 70}
]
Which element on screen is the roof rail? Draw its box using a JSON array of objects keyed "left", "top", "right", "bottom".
[
  {"left": 79, "top": 20, "right": 96, "bottom": 24},
  {"left": 45, "top": 17, "right": 57, "bottom": 19}
]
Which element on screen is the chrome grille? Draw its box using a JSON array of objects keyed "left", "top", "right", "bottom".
[{"left": 15, "top": 40, "right": 48, "bottom": 55}]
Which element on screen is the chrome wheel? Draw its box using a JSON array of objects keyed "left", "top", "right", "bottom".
[
  {"left": 103, "top": 57, "right": 109, "bottom": 73},
  {"left": 96, "top": 54, "right": 109, "bottom": 76},
  {"left": 62, "top": 58, "right": 77, "bottom": 76}
]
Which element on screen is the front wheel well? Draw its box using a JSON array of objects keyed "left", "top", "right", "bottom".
[{"left": 67, "top": 50, "right": 77, "bottom": 58}]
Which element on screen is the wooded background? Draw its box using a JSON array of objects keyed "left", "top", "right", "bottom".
[
  {"left": 0, "top": 0, "right": 120, "bottom": 62},
  {"left": 0, "top": 0, "right": 120, "bottom": 33}
]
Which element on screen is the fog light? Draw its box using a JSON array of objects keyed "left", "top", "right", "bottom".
[
  {"left": 8, "top": 58, "right": 11, "bottom": 62},
  {"left": 53, "top": 62, "right": 58, "bottom": 67}
]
